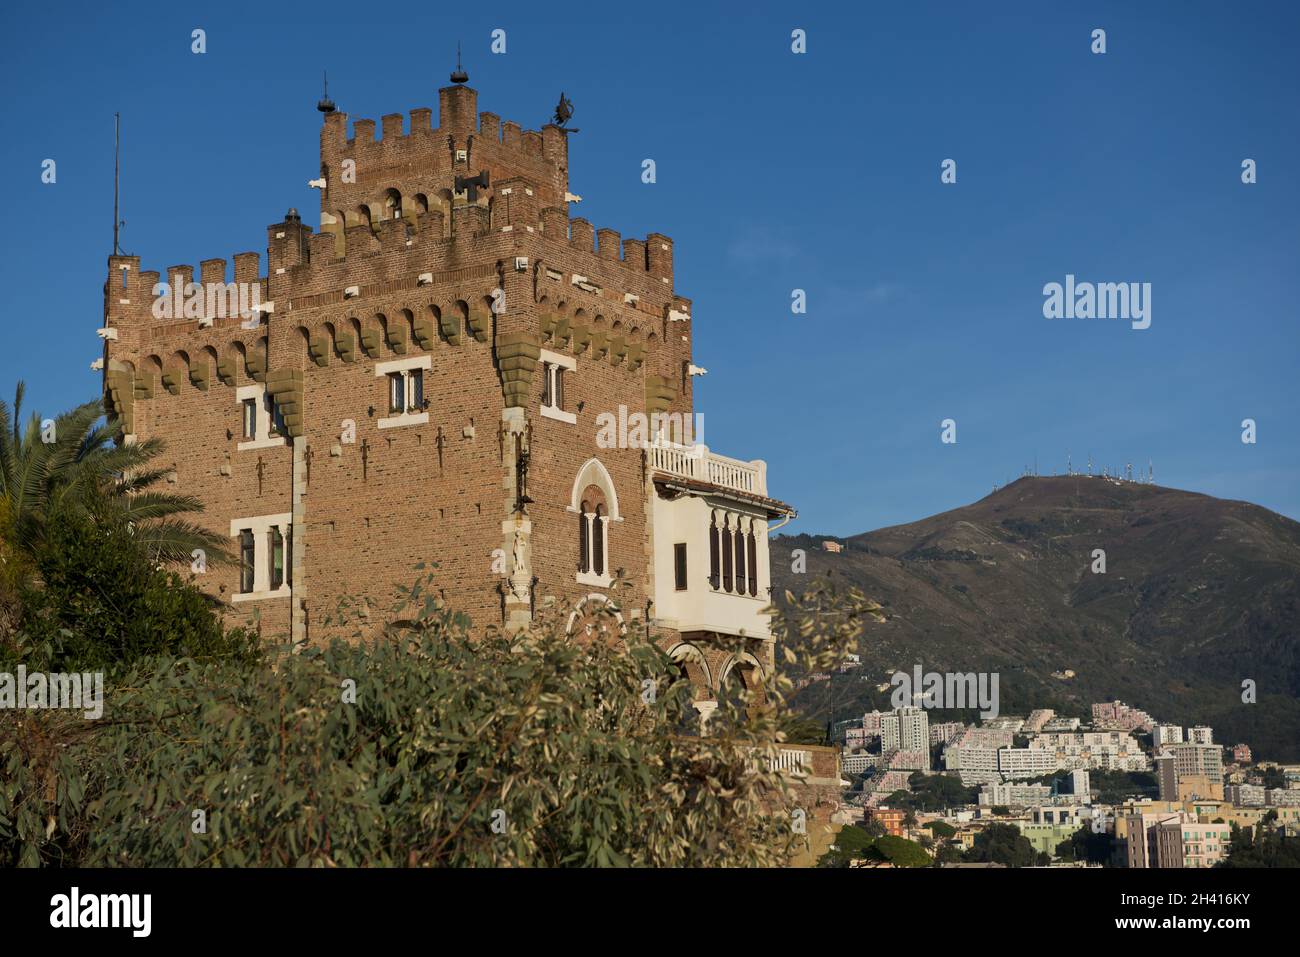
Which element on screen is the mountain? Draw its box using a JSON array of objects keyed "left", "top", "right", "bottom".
[{"left": 773, "top": 476, "right": 1300, "bottom": 761}]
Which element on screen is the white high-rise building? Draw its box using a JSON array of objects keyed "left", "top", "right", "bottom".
[
  {"left": 1071, "top": 769, "right": 1091, "bottom": 797},
  {"left": 1154, "top": 725, "right": 1184, "bottom": 748},
  {"left": 1187, "top": 726, "right": 1214, "bottom": 745},
  {"left": 882, "top": 707, "right": 930, "bottom": 756}
]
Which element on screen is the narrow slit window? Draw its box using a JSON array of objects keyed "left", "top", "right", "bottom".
[
  {"left": 578, "top": 508, "right": 590, "bottom": 574},
  {"left": 592, "top": 507, "right": 606, "bottom": 576},
  {"left": 388, "top": 372, "right": 404, "bottom": 413},
  {"left": 239, "top": 529, "right": 255, "bottom": 593},
  {"left": 721, "top": 516, "right": 733, "bottom": 593},
  {"left": 674, "top": 542, "right": 688, "bottom": 591},
  {"left": 269, "top": 527, "right": 284, "bottom": 590},
  {"left": 709, "top": 513, "right": 720, "bottom": 589},
  {"left": 241, "top": 398, "right": 258, "bottom": 439},
  {"left": 734, "top": 522, "right": 746, "bottom": 593},
  {"left": 747, "top": 529, "right": 758, "bottom": 596},
  {"left": 266, "top": 393, "right": 285, "bottom": 435}
]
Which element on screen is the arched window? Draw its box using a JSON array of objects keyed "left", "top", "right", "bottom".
[
  {"left": 737, "top": 520, "right": 746, "bottom": 593},
  {"left": 709, "top": 510, "right": 721, "bottom": 590},
  {"left": 721, "top": 513, "right": 734, "bottom": 593},
  {"left": 384, "top": 188, "right": 402, "bottom": 220},
  {"left": 578, "top": 503, "right": 590, "bottom": 574},
  {"left": 593, "top": 504, "right": 606, "bottom": 576},
  {"left": 578, "top": 486, "right": 608, "bottom": 580},
  {"left": 747, "top": 524, "right": 758, "bottom": 596},
  {"left": 571, "top": 460, "right": 618, "bottom": 586}
]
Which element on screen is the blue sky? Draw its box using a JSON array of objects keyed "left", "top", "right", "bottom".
[{"left": 3, "top": 0, "right": 1297, "bottom": 534}]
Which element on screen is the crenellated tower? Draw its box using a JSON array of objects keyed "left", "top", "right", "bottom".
[{"left": 98, "top": 64, "right": 791, "bottom": 716}]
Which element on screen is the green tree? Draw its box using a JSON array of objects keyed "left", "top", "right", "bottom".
[
  {"left": 861, "top": 816, "right": 887, "bottom": 838},
  {"left": 10, "top": 501, "right": 259, "bottom": 673},
  {"left": 868, "top": 834, "right": 932, "bottom": 867},
  {"left": 1219, "top": 820, "right": 1300, "bottom": 867},
  {"left": 819, "top": 824, "right": 876, "bottom": 867},
  {"left": 926, "top": 820, "right": 957, "bottom": 838},
  {"left": 967, "top": 822, "right": 1039, "bottom": 868},
  {"left": 935, "top": 842, "right": 965, "bottom": 864},
  {"left": 1059, "top": 823, "right": 1113, "bottom": 865},
  {"left": 0, "top": 385, "right": 226, "bottom": 575}
]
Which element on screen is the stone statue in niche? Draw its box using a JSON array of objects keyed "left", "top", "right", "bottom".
[{"left": 510, "top": 527, "right": 530, "bottom": 602}]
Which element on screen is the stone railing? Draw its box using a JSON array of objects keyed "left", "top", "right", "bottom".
[
  {"left": 648, "top": 440, "right": 767, "bottom": 497},
  {"left": 766, "top": 747, "right": 812, "bottom": 776}
]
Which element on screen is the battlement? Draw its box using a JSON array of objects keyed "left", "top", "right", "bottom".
[
  {"left": 104, "top": 251, "right": 264, "bottom": 333},
  {"left": 100, "top": 78, "right": 688, "bottom": 407},
  {"left": 319, "top": 83, "right": 569, "bottom": 221}
]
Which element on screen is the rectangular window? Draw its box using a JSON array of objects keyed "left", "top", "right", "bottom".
[
  {"left": 269, "top": 527, "right": 284, "bottom": 590},
  {"left": 239, "top": 529, "right": 255, "bottom": 593},
  {"left": 242, "top": 398, "right": 258, "bottom": 439},
  {"left": 408, "top": 369, "right": 424, "bottom": 411},
  {"left": 266, "top": 393, "right": 285, "bottom": 435},
  {"left": 538, "top": 350, "right": 576, "bottom": 424},
  {"left": 674, "top": 543, "right": 688, "bottom": 591},
  {"left": 541, "top": 363, "right": 566, "bottom": 412},
  {"left": 388, "top": 372, "right": 405, "bottom": 413}
]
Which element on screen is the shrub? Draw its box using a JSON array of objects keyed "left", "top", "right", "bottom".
[{"left": 2, "top": 575, "right": 882, "bottom": 867}]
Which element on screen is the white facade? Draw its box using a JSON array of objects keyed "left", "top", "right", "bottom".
[
  {"left": 1154, "top": 724, "right": 1185, "bottom": 747},
  {"left": 978, "top": 782, "right": 1051, "bottom": 806},
  {"left": 1187, "top": 726, "right": 1214, "bottom": 745},
  {"left": 998, "top": 747, "right": 1061, "bottom": 778},
  {"left": 1071, "top": 769, "right": 1091, "bottom": 797},
  {"left": 882, "top": 707, "right": 930, "bottom": 755},
  {"left": 649, "top": 442, "right": 778, "bottom": 640}
]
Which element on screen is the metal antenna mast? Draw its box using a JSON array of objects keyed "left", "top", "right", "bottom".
[{"left": 113, "top": 113, "right": 122, "bottom": 255}]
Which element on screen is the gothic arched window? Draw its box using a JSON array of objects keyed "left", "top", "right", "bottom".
[
  {"left": 709, "top": 510, "right": 721, "bottom": 590},
  {"left": 733, "top": 517, "right": 746, "bottom": 595},
  {"left": 747, "top": 524, "right": 758, "bottom": 596},
  {"left": 721, "top": 513, "right": 734, "bottom": 593}
]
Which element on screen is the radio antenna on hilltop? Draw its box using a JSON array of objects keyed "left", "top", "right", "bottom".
[{"left": 112, "top": 112, "right": 124, "bottom": 255}]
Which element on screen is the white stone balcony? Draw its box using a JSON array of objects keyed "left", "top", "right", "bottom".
[{"left": 648, "top": 440, "right": 768, "bottom": 498}]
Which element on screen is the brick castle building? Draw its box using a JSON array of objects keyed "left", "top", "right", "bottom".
[{"left": 98, "top": 66, "right": 795, "bottom": 718}]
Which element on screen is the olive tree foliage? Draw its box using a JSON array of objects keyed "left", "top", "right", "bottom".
[{"left": 1, "top": 573, "right": 881, "bottom": 867}]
